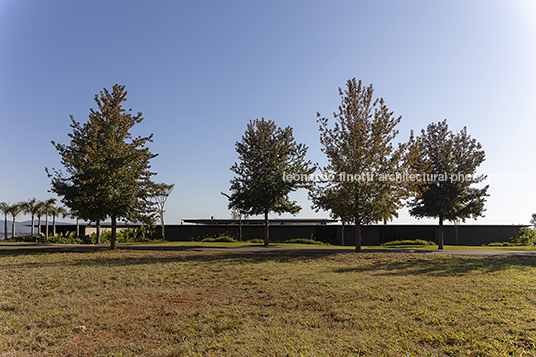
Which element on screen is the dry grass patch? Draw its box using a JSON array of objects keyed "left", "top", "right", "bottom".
[{"left": 0, "top": 250, "right": 535, "bottom": 356}]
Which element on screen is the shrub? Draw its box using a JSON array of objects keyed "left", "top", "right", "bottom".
[
  {"left": 487, "top": 242, "right": 523, "bottom": 247},
  {"left": 7, "top": 235, "right": 39, "bottom": 242},
  {"left": 246, "top": 239, "right": 264, "bottom": 244},
  {"left": 87, "top": 225, "right": 157, "bottom": 244},
  {"left": 201, "top": 235, "right": 238, "bottom": 243},
  {"left": 48, "top": 232, "right": 82, "bottom": 244},
  {"left": 509, "top": 227, "right": 536, "bottom": 246},
  {"left": 283, "top": 238, "right": 324, "bottom": 245},
  {"left": 382, "top": 239, "right": 435, "bottom": 246}
]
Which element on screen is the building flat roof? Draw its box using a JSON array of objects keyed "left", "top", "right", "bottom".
[{"left": 182, "top": 218, "right": 338, "bottom": 226}]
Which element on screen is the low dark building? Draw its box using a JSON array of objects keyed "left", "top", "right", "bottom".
[{"left": 50, "top": 219, "right": 526, "bottom": 246}]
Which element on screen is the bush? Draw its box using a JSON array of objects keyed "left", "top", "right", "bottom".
[
  {"left": 487, "top": 242, "right": 524, "bottom": 247},
  {"left": 382, "top": 239, "right": 435, "bottom": 246},
  {"left": 283, "top": 238, "right": 324, "bottom": 245},
  {"left": 48, "top": 232, "right": 83, "bottom": 244},
  {"left": 201, "top": 235, "right": 238, "bottom": 243},
  {"left": 7, "top": 235, "right": 40, "bottom": 242},
  {"left": 509, "top": 227, "right": 536, "bottom": 246},
  {"left": 87, "top": 225, "right": 157, "bottom": 244},
  {"left": 246, "top": 239, "right": 264, "bottom": 244}
]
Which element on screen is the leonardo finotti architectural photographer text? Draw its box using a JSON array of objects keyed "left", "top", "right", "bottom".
[{"left": 282, "top": 172, "right": 525, "bottom": 183}]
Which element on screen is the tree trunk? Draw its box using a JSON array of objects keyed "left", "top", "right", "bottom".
[
  {"left": 37, "top": 217, "right": 41, "bottom": 235},
  {"left": 111, "top": 215, "right": 117, "bottom": 250},
  {"left": 96, "top": 220, "right": 101, "bottom": 244},
  {"left": 355, "top": 220, "right": 362, "bottom": 253},
  {"left": 341, "top": 222, "right": 345, "bottom": 246},
  {"left": 438, "top": 215, "right": 444, "bottom": 250},
  {"left": 3, "top": 213, "right": 7, "bottom": 240},
  {"left": 31, "top": 214, "right": 35, "bottom": 236},
  {"left": 239, "top": 215, "right": 242, "bottom": 242},
  {"left": 161, "top": 213, "right": 166, "bottom": 242},
  {"left": 45, "top": 210, "right": 49, "bottom": 240},
  {"left": 11, "top": 218, "right": 16, "bottom": 239},
  {"left": 76, "top": 218, "right": 79, "bottom": 238},
  {"left": 53, "top": 214, "right": 56, "bottom": 237},
  {"left": 264, "top": 211, "right": 269, "bottom": 247}
]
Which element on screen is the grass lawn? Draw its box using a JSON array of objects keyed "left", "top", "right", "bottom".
[
  {"left": 117, "top": 240, "right": 536, "bottom": 252},
  {"left": 1, "top": 250, "right": 536, "bottom": 356}
]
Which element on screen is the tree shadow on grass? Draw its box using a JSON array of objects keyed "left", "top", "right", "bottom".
[
  {"left": 332, "top": 254, "right": 536, "bottom": 277},
  {"left": 1, "top": 246, "right": 535, "bottom": 276},
  {"left": 0, "top": 247, "right": 346, "bottom": 270}
]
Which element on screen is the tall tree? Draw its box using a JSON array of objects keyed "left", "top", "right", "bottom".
[
  {"left": 9, "top": 203, "right": 24, "bottom": 239},
  {"left": 152, "top": 183, "right": 174, "bottom": 241},
  {"left": 406, "top": 120, "right": 488, "bottom": 249},
  {"left": 51, "top": 205, "right": 68, "bottom": 236},
  {"left": 0, "top": 202, "right": 9, "bottom": 240},
  {"left": 48, "top": 84, "right": 161, "bottom": 250},
  {"left": 42, "top": 198, "right": 57, "bottom": 240},
  {"left": 22, "top": 198, "right": 41, "bottom": 236},
  {"left": 36, "top": 202, "right": 45, "bottom": 235},
  {"left": 310, "top": 78, "right": 408, "bottom": 252},
  {"left": 228, "top": 118, "right": 314, "bottom": 246}
]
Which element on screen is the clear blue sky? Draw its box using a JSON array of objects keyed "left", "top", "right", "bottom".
[{"left": 1, "top": 0, "right": 535, "bottom": 225}]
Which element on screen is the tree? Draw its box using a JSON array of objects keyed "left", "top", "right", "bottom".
[
  {"left": 406, "top": 120, "right": 488, "bottom": 249},
  {"left": 152, "top": 183, "right": 174, "bottom": 241},
  {"left": 222, "top": 192, "right": 250, "bottom": 242},
  {"left": 310, "top": 78, "right": 408, "bottom": 252},
  {"left": 0, "top": 202, "right": 9, "bottom": 240},
  {"left": 22, "top": 198, "right": 41, "bottom": 236},
  {"left": 8, "top": 203, "right": 24, "bottom": 239},
  {"left": 42, "top": 198, "right": 57, "bottom": 240},
  {"left": 530, "top": 213, "right": 536, "bottom": 229},
  {"left": 51, "top": 205, "right": 68, "bottom": 236},
  {"left": 48, "top": 84, "right": 161, "bottom": 250},
  {"left": 228, "top": 118, "right": 314, "bottom": 246},
  {"left": 36, "top": 202, "right": 45, "bottom": 235}
]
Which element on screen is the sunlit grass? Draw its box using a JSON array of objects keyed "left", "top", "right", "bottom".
[{"left": 0, "top": 250, "right": 535, "bottom": 356}]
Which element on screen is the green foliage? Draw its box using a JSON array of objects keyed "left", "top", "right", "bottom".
[
  {"left": 228, "top": 118, "right": 315, "bottom": 246},
  {"left": 509, "top": 227, "right": 536, "bottom": 246},
  {"left": 48, "top": 232, "right": 83, "bottom": 244},
  {"left": 382, "top": 239, "right": 435, "bottom": 246},
  {"left": 310, "top": 78, "right": 408, "bottom": 252},
  {"left": 246, "top": 238, "right": 264, "bottom": 243},
  {"left": 8, "top": 232, "right": 82, "bottom": 244},
  {"left": 487, "top": 242, "right": 523, "bottom": 247},
  {"left": 283, "top": 238, "right": 324, "bottom": 245},
  {"left": 88, "top": 226, "right": 157, "bottom": 244},
  {"left": 406, "top": 120, "right": 489, "bottom": 249},
  {"left": 48, "top": 84, "right": 162, "bottom": 249},
  {"left": 201, "top": 236, "right": 238, "bottom": 243}
]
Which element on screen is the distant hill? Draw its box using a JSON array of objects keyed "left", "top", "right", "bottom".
[
  {"left": 0, "top": 220, "right": 36, "bottom": 238},
  {"left": 0, "top": 220, "right": 73, "bottom": 238}
]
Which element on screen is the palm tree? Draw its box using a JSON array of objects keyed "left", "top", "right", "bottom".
[
  {"left": 36, "top": 202, "right": 45, "bottom": 235},
  {"left": 51, "top": 205, "right": 68, "bottom": 236},
  {"left": 42, "top": 198, "right": 57, "bottom": 240},
  {"left": 0, "top": 201, "right": 9, "bottom": 240},
  {"left": 22, "top": 198, "right": 41, "bottom": 236},
  {"left": 9, "top": 203, "right": 24, "bottom": 239}
]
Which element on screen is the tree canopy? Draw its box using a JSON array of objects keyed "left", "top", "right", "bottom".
[
  {"left": 406, "top": 120, "right": 489, "bottom": 249},
  {"left": 310, "top": 78, "right": 408, "bottom": 252},
  {"left": 227, "top": 118, "right": 314, "bottom": 246},
  {"left": 48, "top": 84, "right": 166, "bottom": 249}
]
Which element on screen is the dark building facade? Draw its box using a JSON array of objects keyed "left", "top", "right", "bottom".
[{"left": 50, "top": 219, "right": 526, "bottom": 246}]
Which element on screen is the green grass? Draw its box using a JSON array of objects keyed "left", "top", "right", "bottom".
[
  {"left": 3, "top": 239, "right": 536, "bottom": 252},
  {"left": 0, "top": 250, "right": 536, "bottom": 356}
]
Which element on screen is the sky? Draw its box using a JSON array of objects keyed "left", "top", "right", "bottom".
[{"left": 1, "top": 0, "right": 535, "bottom": 225}]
